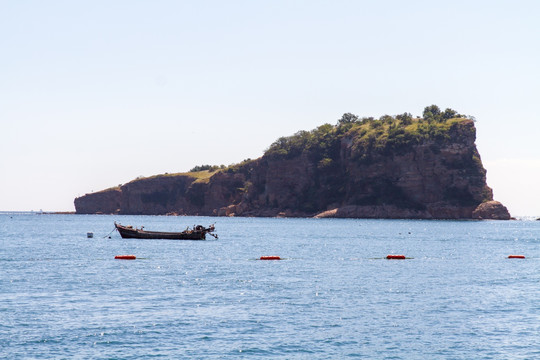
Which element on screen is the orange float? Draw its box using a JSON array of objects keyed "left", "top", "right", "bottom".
[
  {"left": 386, "top": 254, "right": 406, "bottom": 260},
  {"left": 260, "top": 256, "right": 281, "bottom": 260},
  {"left": 115, "top": 255, "right": 136, "bottom": 260},
  {"left": 508, "top": 255, "right": 525, "bottom": 259}
]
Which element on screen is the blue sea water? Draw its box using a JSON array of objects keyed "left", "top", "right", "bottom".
[{"left": 1, "top": 214, "right": 540, "bottom": 359}]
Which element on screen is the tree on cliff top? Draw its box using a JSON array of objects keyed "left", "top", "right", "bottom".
[
  {"left": 338, "top": 113, "right": 359, "bottom": 125},
  {"left": 423, "top": 105, "right": 466, "bottom": 123}
]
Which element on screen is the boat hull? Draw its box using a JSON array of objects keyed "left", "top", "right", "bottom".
[{"left": 114, "top": 223, "right": 213, "bottom": 240}]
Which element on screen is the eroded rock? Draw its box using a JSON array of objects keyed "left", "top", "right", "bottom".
[{"left": 472, "top": 201, "right": 511, "bottom": 220}]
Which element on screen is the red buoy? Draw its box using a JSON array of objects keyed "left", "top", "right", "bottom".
[
  {"left": 260, "top": 256, "right": 281, "bottom": 260},
  {"left": 115, "top": 255, "right": 136, "bottom": 260},
  {"left": 508, "top": 255, "right": 525, "bottom": 259},
  {"left": 386, "top": 254, "right": 406, "bottom": 260}
]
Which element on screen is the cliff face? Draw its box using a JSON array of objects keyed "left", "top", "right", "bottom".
[
  {"left": 74, "top": 187, "right": 121, "bottom": 214},
  {"left": 333, "top": 120, "right": 492, "bottom": 218},
  {"left": 74, "top": 116, "right": 509, "bottom": 219}
]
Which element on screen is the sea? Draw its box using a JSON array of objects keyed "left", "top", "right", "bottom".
[{"left": 1, "top": 214, "right": 539, "bottom": 359}]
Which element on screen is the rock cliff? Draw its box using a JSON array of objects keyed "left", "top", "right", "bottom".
[{"left": 74, "top": 109, "right": 510, "bottom": 219}]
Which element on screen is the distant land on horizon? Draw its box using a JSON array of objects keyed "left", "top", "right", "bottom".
[{"left": 75, "top": 106, "right": 511, "bottom": 220}]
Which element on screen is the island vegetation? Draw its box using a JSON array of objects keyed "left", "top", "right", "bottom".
[{"left": 265, "top": 105, "right": 473, "bottom": 163}]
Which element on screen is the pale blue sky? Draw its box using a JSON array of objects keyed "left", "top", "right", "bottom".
[{"left": 1, "top": 0, "right": 539, "bottom": 215}]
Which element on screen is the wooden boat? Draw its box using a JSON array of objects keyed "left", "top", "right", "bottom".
[{"left": 114, "top": 222, "right": 217, "bottom": 240}]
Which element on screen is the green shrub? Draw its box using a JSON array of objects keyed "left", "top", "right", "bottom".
[{"left": 189, "top": 164, "right": 225, "bottom": 172}]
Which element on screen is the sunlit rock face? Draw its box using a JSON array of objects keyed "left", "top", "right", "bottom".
[{"left": 472, "top": 201, "right": 511, "bottom": 220}]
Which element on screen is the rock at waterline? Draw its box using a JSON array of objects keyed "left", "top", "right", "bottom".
[{"left": 472, "top": 201, "right": 511, "bottom": 220}]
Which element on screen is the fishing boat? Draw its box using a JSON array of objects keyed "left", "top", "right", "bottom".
[{"left": 114, "top": 222, "right": 217, "bottom": 240}]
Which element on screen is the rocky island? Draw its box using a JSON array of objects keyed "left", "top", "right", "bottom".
[{"left": 75, "top": 106, "right": 510, "bottom": 220}]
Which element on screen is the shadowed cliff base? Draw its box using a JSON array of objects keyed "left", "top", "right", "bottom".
[{"left": 75, "top": 106, "right": 511, "bottom": 220}]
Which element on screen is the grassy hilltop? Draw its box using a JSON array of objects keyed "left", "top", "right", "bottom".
[{"left": 264, "top": 105, "right": 474, "bottom": 163}]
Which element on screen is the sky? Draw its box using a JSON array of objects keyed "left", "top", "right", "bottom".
[{"left": 1, "top": 0, "right": 539, "bottom": 216}]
